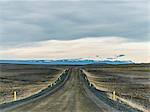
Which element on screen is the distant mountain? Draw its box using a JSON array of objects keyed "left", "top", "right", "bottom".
[{"left": 0, "top": 59, "right": 134, "bottom": 65}]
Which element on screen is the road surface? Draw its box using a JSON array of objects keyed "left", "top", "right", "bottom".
[{"left": 2, "top": 68, "right": 116, "bottom": 112}]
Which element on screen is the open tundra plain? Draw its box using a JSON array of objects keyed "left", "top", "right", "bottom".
[
  {"left": 0, "top": 63, "right": 149, "bottom": 112},
  {"left": 84, "top": 64, "right": 150, "bottom": 111},
  {"left": 0, "top": 64, "right": 65, "bottom": 104}
]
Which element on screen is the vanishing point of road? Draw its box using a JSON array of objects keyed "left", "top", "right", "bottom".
[{"left": 2, "top": 67, "right": 117, "bottom": 112}]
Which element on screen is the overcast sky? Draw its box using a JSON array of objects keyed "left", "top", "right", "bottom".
[{"left": 0, "top": 0, "right": 149, "bottom": 62}]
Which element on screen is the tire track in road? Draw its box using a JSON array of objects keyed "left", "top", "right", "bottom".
[{"left": 2, "top": 67, "right": 115, "bottom": 112}]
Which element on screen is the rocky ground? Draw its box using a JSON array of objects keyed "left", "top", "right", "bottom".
[
  {"left": 0, "top": 64, "right": 65, "bottom": 104},
  {"left": 84, "top": 64, "right": 150, "bottom": 110}
]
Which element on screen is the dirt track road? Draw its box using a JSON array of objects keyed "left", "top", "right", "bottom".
[{"left": 2, "top": 68, "right": 116, "bottom": 112}]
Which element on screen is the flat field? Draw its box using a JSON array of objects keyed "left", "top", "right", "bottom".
[
  {"left": 0, "top": 63, "right": 149, "bottom": 111},
  {"left": 0, "top": 64, "right": 65, "bottom": 104},
  {"left": 84, "top": 64, "right": 150, "bottom": 109}
]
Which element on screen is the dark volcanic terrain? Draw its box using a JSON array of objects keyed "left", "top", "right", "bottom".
[
  {"left": 0, "top": 64, "right": 65, "bottom": 104},
  {"left": 84, "top": 64, "right": 150, "bottom": 110},
  {"left": 0, "top": 63, "right": 149, "bottom": 112}
]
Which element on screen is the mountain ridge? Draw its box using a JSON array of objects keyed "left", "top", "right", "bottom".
[{"left": 0, "top": 59, "right": 134, "bottom": 65}]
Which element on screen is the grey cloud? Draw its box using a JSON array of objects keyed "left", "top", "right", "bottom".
[
  {"left": 0, "top": 0, "right": 149, "bottom": 47},
  {"left": 106, "top": 54, "right": 125, "bottom": 60},
  {"left": 116, "top": 54, "right": 125, "bottom": 58}
]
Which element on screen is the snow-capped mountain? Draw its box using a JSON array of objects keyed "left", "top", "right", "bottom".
[{"left": 0, "top": 59, "right": 134, "bottom": 65}]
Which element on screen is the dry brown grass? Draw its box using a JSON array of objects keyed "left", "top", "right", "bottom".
[
  {"left": 84, "top": 64, "right": 150, "bottom": 109},
  {"left": 0, "top": 64, "right": 66, "bottom": 104}
]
